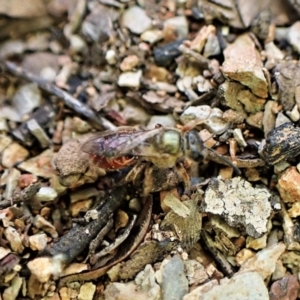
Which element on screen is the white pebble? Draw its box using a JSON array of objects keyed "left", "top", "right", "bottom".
[
  {"left": 105, "top": 49, "right": 117, "bottom": 65},
  {"left": 233, "top": 128, "right": 247, "bottom": 147},
  {"left": 36, "top": 187, "right": 58, "bottom": 201},
  {"left": 118, "top": 70, "right": 142, "bottom": 88}
]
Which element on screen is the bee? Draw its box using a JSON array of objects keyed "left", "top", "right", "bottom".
[{"left": 81, "top": 124, "right": 240, "bottom": 174}]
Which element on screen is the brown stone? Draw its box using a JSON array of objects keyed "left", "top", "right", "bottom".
[
  {"left": 277, "top": 167, "right": 300, "bottom": 203},
  {"left": 222, "top": 34, "right": 268, "bottom": 98}
]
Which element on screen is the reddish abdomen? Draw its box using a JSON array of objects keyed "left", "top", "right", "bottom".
[{"left": 90, "top": 155, "right": 137, "bottom": 170}]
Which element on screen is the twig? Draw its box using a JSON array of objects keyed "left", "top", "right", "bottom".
[
  {"left": 59, "top": 195, "right": 153, "bottom": 285},
  {"left": 201, "top": 231, "right": 234, "bottom": 277},
  {"left": 42, "top": 184, "right": 127, "bottom": 265},
  {"left": 179, "top": 44, "right": 210, "bottom": 69},
  {"left": 0, "top": 183, "right": 41, "bottom": 209},
  {"left": 0, "top": 61, "right": 116, "bottom": 131},
  {"left": 185, "top": 90, "right": 217, "bottom": 108}
]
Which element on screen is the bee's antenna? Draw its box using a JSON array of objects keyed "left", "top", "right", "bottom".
[
  {"left": 199, "top": 131, "right": 241, "bottom": 175},
  {"left": 206, "top": 147, "right": 241, "bottom": 175},
  {"left": 181, "top": 117, "right": 209, "bottom": 133}
]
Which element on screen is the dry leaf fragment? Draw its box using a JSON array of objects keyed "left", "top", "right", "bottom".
[
  {"left": 161, "top": 200, "right": 202, "bottom": 248},
  {"left": 161, "top": 191, "right": 190, "bottom": 218}
]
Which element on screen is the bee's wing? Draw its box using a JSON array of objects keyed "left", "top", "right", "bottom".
[{"left": 81, "top": 127, "right": 164, "bottom": 158}]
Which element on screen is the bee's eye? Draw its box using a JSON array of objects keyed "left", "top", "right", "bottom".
[
  {"left": 184, "top": 131, "right": 205, "bottom": 161},
  {"left": 189, "top": 134, "right": 197, "bottom": 145}
]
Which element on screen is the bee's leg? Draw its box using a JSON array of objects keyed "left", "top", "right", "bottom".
[
  {"left": 175, "top": 163, "right": 191, "bottom": 191},
  {"left": 125, "top": 161, "right": 148, "bottom": 186},
  {"left": 141, "top": 164, "right": 190, "bottom": 196}
]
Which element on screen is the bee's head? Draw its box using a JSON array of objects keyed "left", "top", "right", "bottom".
[{"left": 182, "top": 130, "right": 207, "bottom": 161}]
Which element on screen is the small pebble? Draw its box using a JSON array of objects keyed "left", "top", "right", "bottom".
[
  {"left": 236, "top": 249, "right": 256, "bottom": 266},
  {"left": 246, "top": 234, "right": 267, "bottom": 250},
  {"left": 118, "top": 70, "right": 142, "bottom": 87},
  {"left": 70, "top": 199, "right": 93, "bottom": 217},
  {"left": 2, "top": 276, "right": 23, "bottom": 300},
  {"left": 34, "top": 215, "right": 58, "bottom": 238},
  {"left": 164, "top": 16, "right": 189, "bottom": 39},
  {"left": 286, "top": 104, "right": 300, "bottom": 122},
  {"left": 0, "top": 117, "right": 8, "bottom": 131},
  {"left": 180, "top": 105, "right": 211, "bottom": 124},
  {"left": 27, "top": 257, "right": 63, "bottom": 283},
  {"left": 27, "top": 119, "right": 51, "bottom": 148},
  {"left": 141, "top": 29, "right": 163, "bottom": 44},
  {"left": 36, "top": 187, "right": 58, "bottom": 202},
  {"left": 129, "top": 198, "right": 142, "bottom": 212},
  {"left": 12, "top": 83, "right": 42, "bottom": 117},
  {"left": 4, "top": 226, "right": 24, "bottom": 253},
  {"left": 233, "top": 128, "right": 247, "bottom": 147},
  {"left": 18, "top": 149, "right": 54, "bottom": 179},
  {"left": 147, "top": 114, "right": 176, "bottom": 129},
  {"left": 0, "top": 40, "right": 25, "bottom": 59},
  {"left": 121, "top": 6, "right": 152, "bottom": 35},
  {"left": 205, "top": 108, "right": 229, "bottom": 134},
  {"left": 29, "top": 233, "right": 48, "bottom": 251},
  {"left": 0, "top": 134, "right": 12, "bottom": 152},
  {"left": 204, "top": 33, "right": 221, "bottom": 57},
  {"left": 69, "top": 35, "right": 87, "bottom": 53},
  {"left": 288, "top": 21, "right": 300, "bottom": 54},
  {"left": 274, "top": 161, "right": 290, "bottom": 174},
  {"left": 40, "top": 67, "right": 57, "bottom": 81},
  {"left": 2, "top": 142, "right": 29, "bottom": 168},
  {"left": 277, "top": 167, "right": 300, "bottom": 203},
  {"left": 78, "top": 282, "right": 96, "bottom": 300},
  {"left": 222, "top": 34, "right": 268, "bottom": 98},
  {"left": 272, "top": 261, "right": 286, "bottom": 281},
  {"left": 105, "top": 49, "right": 117, "bottom": 65},
  {"left": 288, "top": 202, "right": 300, "bottom": 218},
  {"left": 120, "top": 55, "right": 139, "bottom": 72},
  {"left": 275, "top": 112, "right": 291, "bottom": 128}
]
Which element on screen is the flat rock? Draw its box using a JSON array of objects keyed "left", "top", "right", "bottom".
[
  {"left": 184, "top": 272, "right": 268, "bottom": 300},
  {"left": 161, "top": 255, "right": 189, "bottom": 300},
  {"left": 203, "top": 176, "right": 272, "bottom": 238},
  {"left": 18, "top": 149, "right": 54, "bottom": 179},
  {"left": 105, "top": 265, "right": 160, "bottom": 300},
  {"left": 269, "top": 275, "right": 299, "bottom": 300},
  {"left": 239, "top": 243, "right": 286, "bottom": 279},
  {"left": 222, "top": 34, "right": 268, "bottom": 98}
]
